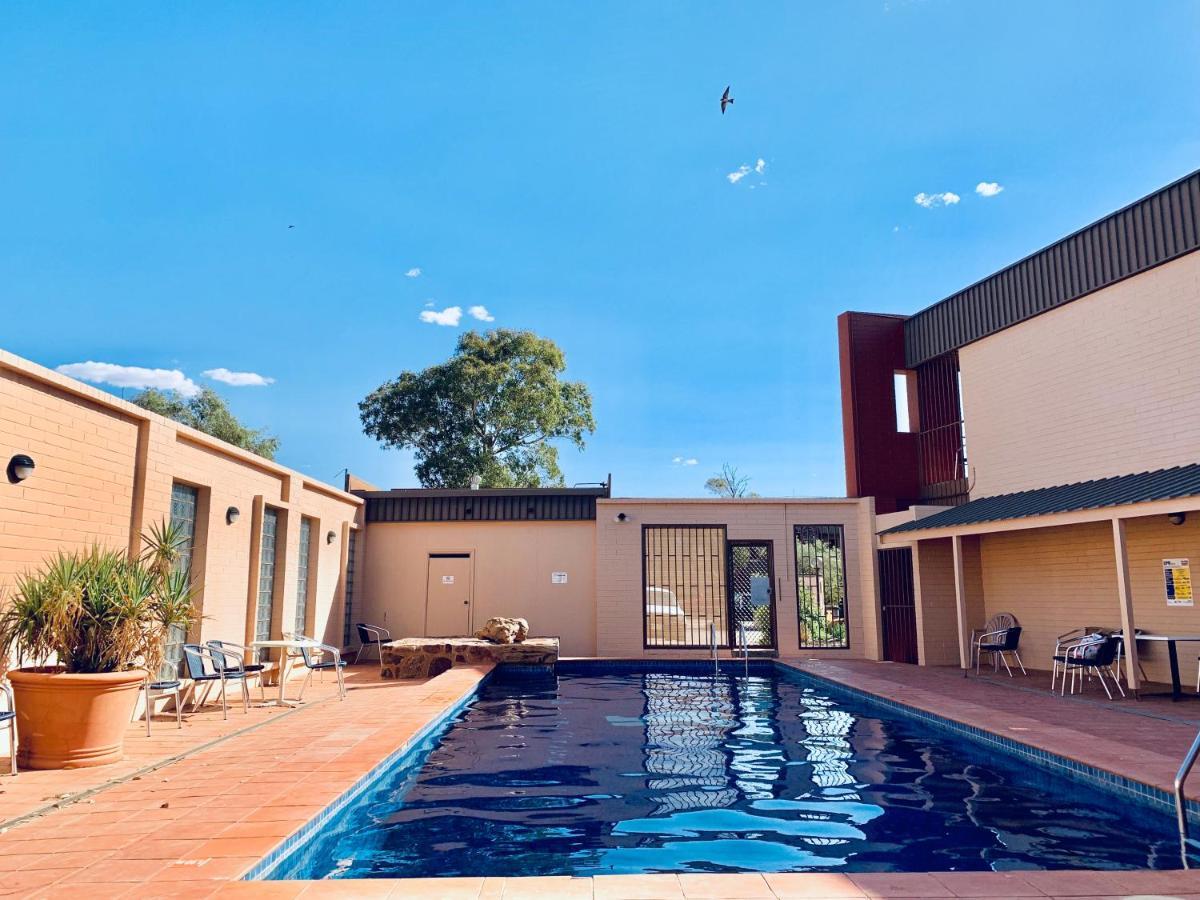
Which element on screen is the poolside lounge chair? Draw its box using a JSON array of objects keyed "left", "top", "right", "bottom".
[
  {"left": 1057, "top": 633, "right": 1125, "bottom": 699},
  {"left": 0, "top": 681, "right": 15, "bottom": 775},
  {"left": 973, "top": 625, "right": 1026, "bottom": 677},
  {"left": 182, "top": 643, "right": 252, "bottom": 719},
  {"left": 354, "top": 623, "right": 391, "bottom": 667}
]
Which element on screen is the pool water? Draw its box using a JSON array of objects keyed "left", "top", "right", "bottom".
[{"left": 276, "top": 665, "right": 1182, "bottom": 878}]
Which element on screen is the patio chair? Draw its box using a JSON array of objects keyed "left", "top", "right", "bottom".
[
  {"left": 1058, "top": 633, "right": 1125, "bottom": 700},
  {"left": 354, "top": 623, "right": 391, "bottom": 667},
  {"left": 1108, "top": 628, "right": 1149, "bottom": 686},
  {"left": 973, "top": 625, "right": 1026, "bottom": 677},
  {"left": 206, "top": 639, "right": 267, "bottom": 702},
  {"left": 296, "top": 641, "right": 348, "bottom": 702},
  {"left": 969, "top": 612, "right": 1018, "bottom": 672},
  {"left": 141, "top": 677, "right": 182, "bottom": 736},
  {"left": 182, "top": 643, "right": 251, "bottom": 720},
  {"left": 1050, "top": 626, "right": 1106, "bottom": 692},
  {"left": 0, "top": 680, "right": 16, "bottom": 775}
]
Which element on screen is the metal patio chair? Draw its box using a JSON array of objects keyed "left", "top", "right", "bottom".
[
  {"left": 969, "top": 612, "right": 1018, "bottom": 673},
  {"left": 354, "top": 623, "right": 391, "bottom": 667},
  {"left": 1059, "top": 633, "right": 1125, "bottom": 700},
  {"left": 182, "top": 643, "right": 251, "bottom": 719},
  {"left": 296, "top": 641, "right": 348, "bottom": 701},
  {"left": 141, "top": 677, "right": 183, "bottom": 736},
  {"left": 1050, "top": 626, "right": 1107, "bottom": 693},
  {"left": 973, "top": 625, "right": 1026, "bottom": 677},
  {"left": 206, "top": 639, "right": 267, "bottom": 702},
  {"left": 0, "top": 681, "right": 16, "bottom": 775}
]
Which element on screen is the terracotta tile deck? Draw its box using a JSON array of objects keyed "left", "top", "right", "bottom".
[{"left": 0, "top": 658, "right": 1198, "bottom": 898}]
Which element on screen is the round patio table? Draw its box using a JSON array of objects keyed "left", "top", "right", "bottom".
[
  {"left": 1132, "top": 634, "right": 1200, "bottom": 701},
  {"left": 249, "top": 639, "right": 339, "bottom": 706}
]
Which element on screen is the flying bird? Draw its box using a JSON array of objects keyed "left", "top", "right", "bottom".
[
  {"left": 287, "top": 224, "right": 295, "bottom": 229},
  {"left": 720, "top": 86, "right": 734, "bottom": 114}
]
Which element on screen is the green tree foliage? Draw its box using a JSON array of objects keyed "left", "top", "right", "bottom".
[
  {"left": 359, "top": 329, "right": 595, "bottom": 488},
  {"left": 133, "top": 388, "right": 279, "bottom": 459}
]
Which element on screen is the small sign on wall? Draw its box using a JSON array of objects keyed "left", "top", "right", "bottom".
[
  {"left": 1164, "top": 558, "right": 1193, "bottom": 606},
  {"left": 551, "top": 572, "right": 568, "bottom": 584},
  {"left": 442, "top": 575, "right": 455, "bottom": 585}
]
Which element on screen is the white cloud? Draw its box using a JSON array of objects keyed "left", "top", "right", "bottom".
[
  {"left": 56, "top": 361, "right": 201, "bottom": 397},
  {"left": 405, "top": 267, "right": 422, "bottom": 278},
  {"left": 202, "top": 368, "right": 275, "bottom": 387},
  {"left": 672, "top": 456, "right": 699, "bottom": 466},
  {"left": 975, "top": 181, "right": 1004, "bottom": 198},
  {"left": 914, "top": 191, "right": 961, "bottom": 208},
  {"left": 419, "top": 305, "right": 462, "bottom": 326},
  {"left": 727, "top": 165, "right": 751, "bottom": 184},
  {"left": 754, "top": 158, "right": 766, "bottom": 174},
  {"left": 468, "top": 305, "right": 495, "bottom": 322}
]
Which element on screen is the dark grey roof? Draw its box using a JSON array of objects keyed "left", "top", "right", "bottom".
[
  {"left": 904, "top": 169, "right": 1200, "bottom": 367},
  {"left": 882, "top": 463, "right": 1200, "bottom": 535},
  {"left": 356, "top": 484, "right": 610, "bottom": 523}
]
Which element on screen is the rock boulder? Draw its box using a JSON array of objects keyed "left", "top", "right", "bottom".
[{"left": 474, "top": 616, "right": 529, "bottom": 644}]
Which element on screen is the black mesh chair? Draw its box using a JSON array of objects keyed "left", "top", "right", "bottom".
[
  {"left": 354, "top": 623, "right": 391, "bottom": 668},
  {"left": 207, "top": 639, "right": 266, "bottom": 703},
  {"left": 973, "top": 625, "right": 1026, "bottom": 677},
  {"left": 182, "top": 644, "right": 251, "bottom": 719},
  {"left": 297, "top": 641, "right": 347, "bottom": 701},
  {"left": 1060, "top": 633, "right": 1125, "bottom": 699},
  {"left": 0, "top": 681, "right": 16, "bottom": 775}
]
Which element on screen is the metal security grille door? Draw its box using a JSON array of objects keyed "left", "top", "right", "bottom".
[
  {"left": 879, "top": 547, "right": 918, "bottom": 664},
  {"left": 255, "top": 508, "right": 279, "bottom": 651},
  {"left": 643, "top": 526, "right": 727, "bottom": 648},
  {"left": 166, "top": 483, "right": 199, "bottom": 676},
  {"left": 342, "top": 530, "right": 357, "bottom": 646},
  {"left": 794, "top": 524, "right": 850, "bottom": 649},
  {"left": 727, "top": 541, "right": 776, "bottom": 649},
  {"left": 294, "top": 517, "right": 312, "bottom": 634}
]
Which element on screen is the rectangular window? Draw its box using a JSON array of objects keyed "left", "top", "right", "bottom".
[
  {"left": 255, "top": 507, "right": 280, "bottom": 651},
  {"left": 643, "top": 525, "right": 727, "bottom": 648},
  {"left": 166, "top": 483, "right": 199, "bottom": 676},
  {"left": 342, "top": 530, "right": 356, "bottom": 647},
  {"left": 294, "top": 517, "right": 313, "bottom": 634},
  {"left": 894, "top": 370, "right": 917, "bottom": 433},
  {"left": 795, "top": 524, "right": 850, "bottom": 649}
]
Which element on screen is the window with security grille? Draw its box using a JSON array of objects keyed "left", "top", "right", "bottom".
[
  {"left": 255, "top": 507, "right": 279, "bottom": 649},
  {"left": 643, "top": 525, "right": 727, "bottom": 648},
  {"left": 294, "top": 517, "right": 312, "bottom": 634},
  {"left": 165, "top": 482, "right": 199, "bottom": 676},
  {"left": 794, "top": 524, "right": 850, "bottom": 649},
  {"left": 342, "top": 530, "right": 356, "bottom": 646}
]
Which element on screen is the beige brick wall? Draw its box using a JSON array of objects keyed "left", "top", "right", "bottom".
[
  {"left": 0, "top": 350, "right": 361, "bottom": 662},
  {"left": 595, "top": 498, "right": 878, "bottom": 660},
  {"left": 959, "top": 251, "right": 1200, "bottom": 497}
]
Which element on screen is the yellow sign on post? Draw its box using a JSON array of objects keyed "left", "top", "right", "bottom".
[{"left": 1164, "top": 558, "right": 1193, "bottom": 606}]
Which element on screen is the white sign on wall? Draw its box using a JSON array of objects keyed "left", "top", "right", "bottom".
[
  {"left": 442, "top": 575, "right": 455, "bottom": 585},
  {"left": 551, "top": 572, "right": 568, "bottom": 584},
  {"left": 1165, "top": 558, "right": 1193, "bottom": 606}
]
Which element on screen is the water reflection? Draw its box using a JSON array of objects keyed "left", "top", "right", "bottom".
[{"left": 276, "top": 668, "right": 1181, "bottom": 880}]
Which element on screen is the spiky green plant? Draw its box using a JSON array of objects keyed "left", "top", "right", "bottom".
[{"left": 0, "top": 522, "right": 199, "bottom": 675}]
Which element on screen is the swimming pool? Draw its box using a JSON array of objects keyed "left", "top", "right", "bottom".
[{"left": 270, "top": 662, "right": 1182, "bottom": 878}]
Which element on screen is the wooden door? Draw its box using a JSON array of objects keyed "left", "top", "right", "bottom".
[{"left": 425, "top": 553, "right": 473, "bottom": 636}]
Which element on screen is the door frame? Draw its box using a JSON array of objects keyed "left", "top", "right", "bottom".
[
  {"left": 424, "top": 551, "right": 474, "bottom": 636},
  {"left": 725, "top": 539, "right": 778, "bottom": 650},
  {"left": 878, "top": 546, "right": 918, "bottom": 664}
]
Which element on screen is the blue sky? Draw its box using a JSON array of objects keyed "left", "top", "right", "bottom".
[{"left": 3, "top": 2, "right": 1197, "bottom": 497}]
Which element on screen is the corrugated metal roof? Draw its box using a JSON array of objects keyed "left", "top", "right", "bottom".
[
  {"left": 882, "top": 463, "right": 1200, "bottom": 535},
  {"left": 904, "top": 169, "right": 1200, "bottom": 367},
  {"left": 357, "top": 485, "right": 610, "bottom": 523}
]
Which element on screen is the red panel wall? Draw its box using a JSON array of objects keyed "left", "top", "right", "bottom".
[{"left": 838, "top": 312, "right": 920, "bottom": 513}]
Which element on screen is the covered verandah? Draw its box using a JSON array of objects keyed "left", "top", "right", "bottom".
[{"left": 877, "top": 464, "right": 1200, "bottom": 699}]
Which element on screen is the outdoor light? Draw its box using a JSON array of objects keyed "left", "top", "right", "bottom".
[
  {"left": 226, "top": 506, "right": 240, "bottom": 525},
  {"left": 615, "top": 512, "right": 629, "bottom": 523},
  {"left": 6, "top": 454, "right": 34, "bottom": 483},
  {"left": 326, "top": 530, "right": 337, "bottom": 544},
  {"left": 1169, "top": 512, "right": 1188, "bottom": 526}
]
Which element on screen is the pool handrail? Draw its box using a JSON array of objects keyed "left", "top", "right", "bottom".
[{"left": 1175, "top": 727, "right": 1200, "bottom": 854}]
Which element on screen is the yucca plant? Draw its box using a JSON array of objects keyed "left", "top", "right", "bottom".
[{"left": 0, "top": 522, "right": 198, "bottom": 675}]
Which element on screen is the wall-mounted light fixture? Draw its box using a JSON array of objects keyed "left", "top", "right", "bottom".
[
  {"left": 327, "top": 530, "right": 337, "bottom": 544},
  {"left": 615, "top": 512, "right": 629, "bottom": 523},
  {"left": 1169, "top": 512, "right": 1188, "bottom": 526},
  {"left": 226, "top": 506, "right": 241, "bottom": 525},
  {"left": 6, "top": 454, "right": 35, "bottom": 484}
]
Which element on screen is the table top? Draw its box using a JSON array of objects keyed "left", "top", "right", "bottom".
[
  {"left": 1131, "top": 634, "right": 1200, "bottom": 642},
  {"left": 249, "top": 639, "right": 326, "bottom": 649}
]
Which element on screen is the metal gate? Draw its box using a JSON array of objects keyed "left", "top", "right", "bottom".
[
  {"left": 726, "top": 541, "right": 776, "bottom": 650},
  {"left": 878, "top": 547, "right": 918, "bottom": 664}
]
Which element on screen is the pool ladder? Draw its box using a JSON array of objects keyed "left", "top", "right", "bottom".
[
  {"left": 709, "top": 623, "right": 751, "bottom": 677},
  {"left": 1176, "top": 728, "right": 1200, "bottom": 858}
]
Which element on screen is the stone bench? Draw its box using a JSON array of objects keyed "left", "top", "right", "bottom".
[{"left": 380, "top": 637, "right": 560, "bottom": 679}]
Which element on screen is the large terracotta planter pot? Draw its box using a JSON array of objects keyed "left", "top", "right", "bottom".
[{"left": 8, "top": 667, "right": 144, "bottom": 769}]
